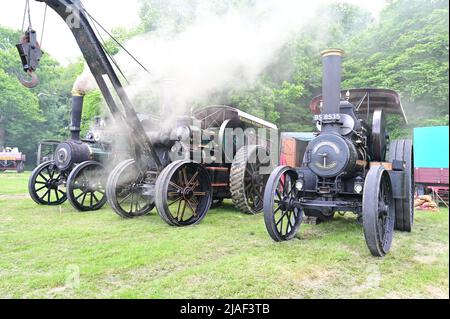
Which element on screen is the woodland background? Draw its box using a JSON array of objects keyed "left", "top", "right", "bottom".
[{"left": 0, "top": 0, "right": 448, "bottom": 166}]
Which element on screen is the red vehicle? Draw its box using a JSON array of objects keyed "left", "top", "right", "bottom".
[
  {"left": 0, "top": 147, "right": 26, "bottom": 173},
  {"left": 414, "top": 126, "right": 449, "bottom": 204}
]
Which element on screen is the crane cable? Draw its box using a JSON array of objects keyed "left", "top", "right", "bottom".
[
  {"left": 40, "top": 4, "right": 48, "bottom": 47},
  {"left": 21, "top": 0, "right": 32, "bottom": 31},
  {"left": 83, "top": 9, "right": 150, "bottom": 74},
  {"left": 21, "top": 0, "right": 48, "bottom": 47},
  {"left": 20, "top": 0, "right": 147, "bottom": 76}
]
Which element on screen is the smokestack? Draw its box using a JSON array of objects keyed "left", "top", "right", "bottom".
[
  {"left": 320, "top": 48, "right": 344, "bottom": 115},
  {"left": 70, "top": 67, "right": 96, "bottom": 140},
  {"left": 70, "top": 91, "right": 84, "bottom": 141}
]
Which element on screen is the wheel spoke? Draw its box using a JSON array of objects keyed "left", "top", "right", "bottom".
[
  {"left": 168, "top": 197, "right": 182, "bottom": 207},
  {"left": 90, "top": 192, "right": 94, "bottom": 208},
  {"left": 118, "top": 192, "right": 132, "bottom": 205},
  {"left": 40, "top": 189, "right": 50, "bottom": 201},
  {"left": 187, "top": 170, "right": 199, "bottom": 187},
  {"left": 276, "top": 210, "right": 289, "bottom": 226},
  {"left": 81, "top": 192, "right": 87, "bottom": 206},
  {"left": 35, "top": 185, "right": 47, "bottom": 192},
  {"left": 129, "top": 192, "right": 135, "bottom": 213},
  {"left": 38, "top": 173, "right": 48, "bottom": 182},
  {"left": 179, "top": 200, "right": 187, "bottom": 221},
  {"left": 186, "top": 199, "right": 197, "bottom": 216},
  {"left": 169, "top": 181, "right": 183, "bottom": 192}
]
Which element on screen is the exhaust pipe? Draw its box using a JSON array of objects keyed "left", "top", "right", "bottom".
[
  {"left": 70, "top": 90, "right": 84, "bottom": 141},
  {"left": 320, "top": 48, "right": 344, "bottom": 115}
]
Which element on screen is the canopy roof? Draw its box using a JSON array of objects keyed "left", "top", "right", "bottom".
[
  {"left": 309, "top": 88, "right": 408, "bottom": 124},
  {"left": 193, "top": 105, "right": 278, "bottom": 130}
]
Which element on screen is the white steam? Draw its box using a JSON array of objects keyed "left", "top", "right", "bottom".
[
  {"left": 117, "top": 0, "right": 331, "bottom": 121},
  {"left": 72, "top": 64, "right": 97, "bottom": 95}
]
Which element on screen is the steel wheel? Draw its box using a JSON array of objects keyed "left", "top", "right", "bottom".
[
  {"left": 28, "top": 161, "right": 67, "bottom": 205},
  {"left": 155, "top": 160, "right": 212, "bottom": 226},
  {"left": 67, "top": 161, "right": 107, "bottom": 211},
  {"left": 363, "top": 166, "right": 395, "bottom": 257},
  {"left": 263, "top": 166, "right": 302, "bottom": 241},
  {"left": 388, "top": 139, "right": 414, "bottom": 232},
  {"left": 106, "top": 159, "right": 154, "bottom": 218},
  {"left": 230, "top": 145, "right": 270, "bottom": 214}
]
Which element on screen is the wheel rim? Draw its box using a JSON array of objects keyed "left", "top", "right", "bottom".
[
  {"left": 68, "top": 162, "right": 107, "bottom": 211},
  {"left": 158, "top": 162, "right": 212, "bottom": 226},
  {"left": 377, "top": 173, "right": 394, "bottom": 249},
  {"left": 363, "top": 167, "right": 395, "bottom": 257},
  {"left": 29, "top": 162, "right": 67, "bottom": 205},
  {"left": 109, "top": 160, "right": 153, "bottom": 217},
  {"left": 264, "top": 167, "right": 302, "bottom": 241}
]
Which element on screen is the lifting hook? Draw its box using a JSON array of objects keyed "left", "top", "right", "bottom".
[
  {"left": 16, "top": 28, "right": 42, "bottom": 89},
  {"left": 19, "top": 69, "right": 40, "bottom": 88}
]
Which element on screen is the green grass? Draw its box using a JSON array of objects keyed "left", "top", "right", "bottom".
[{"left": 0, "top": 172, "right": 448, "bottom": 299}]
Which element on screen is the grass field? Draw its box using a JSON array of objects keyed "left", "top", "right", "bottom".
[{"left": 0, "top": 171, "right": 448, "bottom": 299}]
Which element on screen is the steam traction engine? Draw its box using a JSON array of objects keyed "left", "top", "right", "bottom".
[
  {"left": 28, "top": 92, "right": 114, "bottom": 211},
  {"left": 263, "top": 49, "right": 414, "bottom": 257},
  {"left": 105, "top": 105, "right": 277, "bottom": 225}
]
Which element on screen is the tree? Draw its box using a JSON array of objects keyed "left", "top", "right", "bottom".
[
  {"left": 343, "top": 0, "right": 449, "bottom": 137},
  {"left": 0, "top": 68, "right": 43, "bottom": 150}
]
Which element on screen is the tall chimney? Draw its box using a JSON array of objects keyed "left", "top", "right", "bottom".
[
  {"left": 320, "top": 48, "right": 344, "bottom": 115},
  {"left": 70, "top": 90, "right": 84, "bottom": 140}
]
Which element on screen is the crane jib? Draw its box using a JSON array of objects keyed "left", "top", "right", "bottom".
[{"left": 34, "top": 0, "right": 162, "bottom": 170}]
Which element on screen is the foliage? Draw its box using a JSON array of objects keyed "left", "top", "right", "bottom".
[
  {"left": 0, "top": 0, "right": 448, "bottom": 166},
  {"left": 0, "top": 26, "right": 79, "bottom": 165},
  {"left": 343, "top": 0, "right": 449, "bottom": 137},
  {"left": 0, "top": 68, "right": 43, "bottom": 153}
]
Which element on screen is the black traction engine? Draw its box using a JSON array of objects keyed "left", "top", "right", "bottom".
[{"left": 263, "top": 49, "right": 414, "bottom": 257}]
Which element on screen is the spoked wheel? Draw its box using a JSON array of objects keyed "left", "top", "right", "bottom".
[
  {"left": 363, "top": 166, "right": 395, "bottom": 257},
  {"left": 67, "top": 161, "right": 107, "bottom": 212},
  {"left": 230, "top": 145, "right": 270, "bottom": 214},
  {"left": 263, "top": 166, "right": 302, "bottom": 241},
  {"left": 28, "top": 161, "right": 67, "bottom": 205},
  {"left": 155, "top": 160, "right": 212, "bottom": 226},
  {"left": 388, "top": 139, "right": 414, "bottom": 232},
  {"left": 106, "top": 159, "right": 154, "bottom": 218}
]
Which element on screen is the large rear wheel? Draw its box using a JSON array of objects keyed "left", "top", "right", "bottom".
[
  {"left": 363, "top": 166, "right": 395, "bottom": 257},
  {"left": 388, "top": 139, "right": 414, "bottom": 232},
  {"left": 263, "top": 166, "right": 302, "bottom": 241},
  {"left": 155, "top": 161, "right": 212, "bottom": 226},
  {"left": 106, "top": 159, "right": 154, "bottom": 218},
  {"left": 230, "top": 145, "right": 270, "bottom": 214}
]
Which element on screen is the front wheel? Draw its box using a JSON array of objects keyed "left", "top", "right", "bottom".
[
  {"left": 106, "top": 159, "right": 154, "bottom": 218},
  {"left": 363, "top": 166, "right": 395, "bottom": 257},
  {"left": 263, "top": 166, "right": 302, "bottom": 241},
  {"left": 66, "top": 161, "right": 107, "bottom": 212},
  {"left": 28, "top": 161, "right": 67, "bottom": 205}
]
